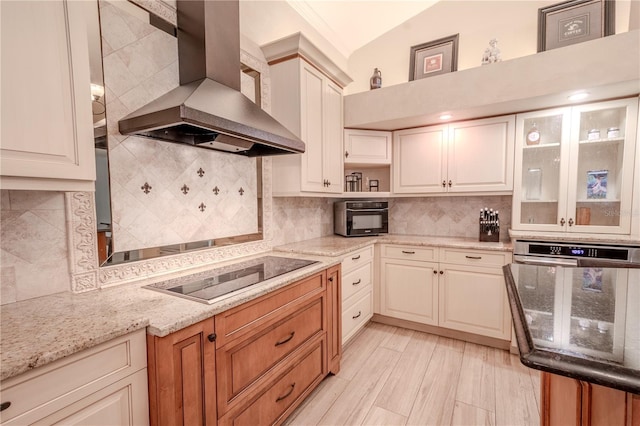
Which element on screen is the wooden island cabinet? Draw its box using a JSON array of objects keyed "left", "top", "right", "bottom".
[
  {"left": 146, "top": 265, "right": 341, "bottom": 426},
  {"left": 541, "top": 372, "right": 639, "bottom": 426}
]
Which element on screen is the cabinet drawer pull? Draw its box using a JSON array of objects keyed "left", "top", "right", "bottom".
[
  {"left": 352, "top": 279, "right": 362, "bottom": 286},
  {"left": 352, "top": 255, "right": 361, "bottom": 260},
  {"left": 465, "top": 255, "right": 482, "bottom": 260},
  {"left": 0, "top": 402, "right": 11, "bottom": 412},
  {"left": 402, "top": 250, "right": 415, "bottom": 254},
  {"left": 275, "top": 331, "right": 295, "bottom": 346},
  {"left": 276, "top": 383, "right": 296, "bottom": 402},
  {"left": 352, "top": 311, "right": 362, "bottom": 319}
]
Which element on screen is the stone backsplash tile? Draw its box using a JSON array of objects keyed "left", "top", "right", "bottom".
[
  {"left": 0, "top": 191, "right": 71, "bottom": 304},
  {"left": 101, "top": 0, "right": 258, "bottom": 253},
  {"left": 389, "top": 195, "right": 512, "bottom": 241}
]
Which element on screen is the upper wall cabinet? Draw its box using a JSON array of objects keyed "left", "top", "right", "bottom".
[
  {"left": 393, "top": 115, "right": 515, "bottom": 194},
  {"left": 0, "top": 0, "right": 96, "bottom": 191},
  {"left": 263, "top": 34, "right": 352, "bottom": 196},
  {"left": 344, "top": 129, "right": 391, "bottom": 165},
  {"left": 512, "top": 98, "right": 639, "bottom": 235}
]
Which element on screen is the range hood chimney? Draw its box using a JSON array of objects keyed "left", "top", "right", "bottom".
[{"left": 118, "top": 0, "right": 305, "bottom": 156}]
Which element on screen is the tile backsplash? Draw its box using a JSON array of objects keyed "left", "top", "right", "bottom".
[
  {"left": 0, "top": 191, "right": 71, "bottom": 304},
  {"left": 389, "top": 195, "right": 512, "bottom": 241},
  {"left": 100, "top": 0, "right": 259, "bottom": 253},
  {"left": 271, "top": 197, "right": 337, "bottom": 246}
]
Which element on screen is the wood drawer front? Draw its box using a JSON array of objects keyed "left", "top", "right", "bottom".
[
  {"left": 439, "top": 248, "right": 511, "bottom": 267},
  {"left": 218, "top": 337, "right": 325, "bottom": 426},
  {"left": 217, "top": 297, "right": 324, "bottom": 409},
  {"left": 216, "top": 272, "right": 325, "bottom": 346},
  {"left": 342, "top": 262, "right": 372, "bottom": 302},
  {"left": 382, "top": 245, "right": 437, "bottom": 262},
  {"left": 342, "top": 291, "right": 372, "bottom": 343},
  {"left": 342, "top": 246, "right": 373, "bottom": 273},
  {"left": 0, "top": 329, "right": 146, "bottom": 423}
]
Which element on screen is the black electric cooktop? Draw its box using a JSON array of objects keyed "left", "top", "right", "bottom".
[{"left": 144, "top": 256, "right": 318, "bottom": 304}]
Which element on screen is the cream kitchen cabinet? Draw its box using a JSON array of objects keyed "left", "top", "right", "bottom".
[
  {"left": 0, "top": 0, "right": 96, "bottom": 191},
  {"left": 269, "top": 57, "right": 344, "bottom": 195},
  {"left": 513, "top": 97, "right": 638, "bottom": 235},
  {"left": 438, "top": 248, "right": 512, "bottom": 340},
  {"left": 0, "top": 330, "right": 148, "bottom": 425},
  {"left": 344, "top": 129, "right": 392, "bottom": 165},
  {"left": 341, "top": 245, "right": 375, "bottom": 344},
  {"left": 380, "top": 245, "right": 439, "bottom": 325},
  {"left": 379, "top": 244, "right": 512, "bottom": 341},
  {"left": 393, "top": 115, "right": 515, "bottom": 194}
]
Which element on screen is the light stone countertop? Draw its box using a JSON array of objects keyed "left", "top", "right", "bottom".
[
  {"left": 0, "top": 250, "right": 340, "bottom": 381},
  {"left": 274, "top": 234, "right": 513, "bottom": 257},
  {"left": 1, "top": 234, "right": 512, "bottom": 382}
]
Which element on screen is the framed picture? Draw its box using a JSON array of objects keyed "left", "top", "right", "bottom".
[
  {"left": 409, "top": 34, "right": 459, "bottom": 81},
  {"left": 586, "top": 169, "right": 608, "bottom": 199},
  {"left": 537, "top": 0, "right": 615, "bottom": 52}
]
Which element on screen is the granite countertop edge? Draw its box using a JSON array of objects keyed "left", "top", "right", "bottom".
[
  {"left": 0, "top": 252, "right": 340, "bottom": 382},
  {"left": 274, "top": 234, "right": 513, "bottom": 257},
  {"left": 1, "top": 234, "right": 510, "bottom": 382},
  {"left": 502, "top": 265, "right": 640, "bottom": 394}
]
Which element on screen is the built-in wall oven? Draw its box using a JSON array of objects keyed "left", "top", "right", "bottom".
[
  {"left": 513, "top": 240, "right": 640, "bottom": 267},
  {"left": 334, "top": 200, "right": 388, "bottom": 237}
]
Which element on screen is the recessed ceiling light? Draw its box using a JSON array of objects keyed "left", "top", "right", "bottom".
[
  {"left": 568, "top": 92, "right": 589, "bottom": 101},
  {"left": 440, "top": 114, "right": 452, "bottom": 120}
]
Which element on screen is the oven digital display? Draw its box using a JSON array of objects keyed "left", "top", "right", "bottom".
[{"left": 529, "top": 244, "right": 629, "bottom": 260}]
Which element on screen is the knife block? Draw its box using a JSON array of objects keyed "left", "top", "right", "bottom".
[{"left": 479, "top": 220, "right": 500, "bottom": 242}]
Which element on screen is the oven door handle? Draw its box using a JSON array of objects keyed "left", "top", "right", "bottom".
[
  {"left": 346, "top": 208, "right": 387, "bottom": 212},
  {"left": 513, "top": 255, "right": 578, "bottom": 267}
]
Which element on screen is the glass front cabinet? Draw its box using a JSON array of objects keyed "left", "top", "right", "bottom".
[{"left": 513, "top": 98, "right": 639, "bottom": 234}]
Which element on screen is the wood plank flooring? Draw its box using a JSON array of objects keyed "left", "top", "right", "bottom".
[{"left": 286, "top": 322, "right": 540, "bottom": 426}]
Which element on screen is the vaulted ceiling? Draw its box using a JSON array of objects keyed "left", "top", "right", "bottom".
[{"left": 285, "top": 0, "right": 439, "bottom": 58}]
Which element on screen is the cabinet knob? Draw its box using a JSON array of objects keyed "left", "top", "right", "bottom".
[
  {"left": 568, "top": 218, "right": 574, "bottom": 226},
  {"left": 442, "top": 180, "right": 446, "bottom": 187},
  {"left": 433, "top": 270, "right": 437, "bottom": 274},
  {"left": 448, "top": 180, "right": 452, "bottom": 187},
  {"left": 560, "top": 218, "right": 566, "bottom": 226},
  {"left": 439, "top": 270, "right": 444, "bottom": 274},
  {"left": 0, "top": 402, "right": 11, "bottom": 412},
  {"left": 345, "top": 150, "right": 349, "bottom": 158},
  {"left": 328, "top": 276, "right": 334, "bottom": 282},
  {"left": 207, "top": 333, "right": 216, "bottom": 342}
]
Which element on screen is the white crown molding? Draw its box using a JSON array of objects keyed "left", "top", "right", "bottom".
[
  {"left": 261, "top": 32, "right": 353, "bottom": 88},
  {"left": 285, "top": 0, "right": 352, "bottom": 59}
]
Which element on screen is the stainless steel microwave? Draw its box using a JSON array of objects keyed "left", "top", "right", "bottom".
[{"left": 334, "top": 201, "right": 388, "bottom": 237}]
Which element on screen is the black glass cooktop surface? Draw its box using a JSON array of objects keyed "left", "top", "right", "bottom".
[{"left": 144, "top": 256, "right": 318, "bottom": 304}]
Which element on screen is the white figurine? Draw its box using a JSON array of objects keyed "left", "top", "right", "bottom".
[{"left": 482, "top": 38, "right": 502, "bottom": 65}]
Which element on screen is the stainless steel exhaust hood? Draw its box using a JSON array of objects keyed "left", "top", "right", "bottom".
[{"left": 118, "top": 0, "right": 305, "bottom": 157}]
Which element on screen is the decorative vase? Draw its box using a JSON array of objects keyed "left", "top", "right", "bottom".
[{"left": 370, "top": 68, "right": 382, "bottom": 90}]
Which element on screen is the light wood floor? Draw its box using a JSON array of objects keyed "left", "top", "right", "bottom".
[{"left": 286, "top": 322, "right": 541, "bottom": 426}]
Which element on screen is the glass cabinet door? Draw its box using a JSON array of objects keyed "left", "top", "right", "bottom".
[
  {"left": 561, "top": 267, "right": 628, "bottom": 362},
  {"left": 567, "top": 98, "right": 638, "bottom": 234},
  {"left": 514, "top": 107, "right": 572, "bottom": 231},
  {"left": 513, "top": 97, "right": 638, "bottom": 234}
]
